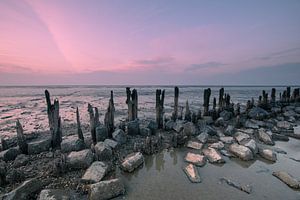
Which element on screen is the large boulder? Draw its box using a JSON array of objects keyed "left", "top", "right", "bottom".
[
  {"left": 209, "top": 141, "right": 224, "bottom": 150},
  {"left": 112, "top": 129, "right": 126, "bottom": 145},
  {"left": 127, "top": 120, "right": 140, "bottom": 135},
  {"left": 243, "top": 139, "right": 258, "bottom": 154},
  {"left": 203, "top": 126, "right": 217, "bottom": 136},
  {"left": 121, "top": 152, "right": 144, "bottom": 172},
  {"left": 224, "top": 125, "right": 235, "bottom": 136},
  {"left": 186, "top": 141, "right": 203, "bottom": 150},
  {"left": 183, "top": 122, "right": 197, "bottom": 136},
  {"left": 94, "top": 142, "right": 112, "bottom": 161},
  {"left": 196, "top": 132, "right": 208, "bottom": 143},
  {"left": 229, "top": 143, "right": 253, "bottom": 161},
  {"left": 220, "top": 136, "right": 234, "bottom": 144},
  {"left": 61, "top": 136, "right": 85, "bottom": 153},
  {"left": 259, "top": 148, "right": 277, "bottom": 162},
  {"left": 164, "top": 120, "right": 176, "bottom": 131},
  {"left": 13, "top": 154, "right": 29, "bottom": 168},
  {"left": 2, "top": 178, "right": 47, "bottom": 200},
  {"left": 234, "top": 132, "right": 250, "bottom": 144},
  {"left": 27, "top": 137, "right": 51, "bottom": 155},
  {"left": 184, "top": 153, "right": 206, "bottom": 167},
  {"left": 5, "top": 169, "right": 25, "bottom": 184},
  {"left": 258, "top": 129, "right": 274, "bottom": 145},
  {"left": 89, "top": 178, "right": 125, "bottom": 200},
  {"left": 82, "top": 161, "right": 108, "bottom": 183},
  {"left": 203, "top": 147, "right": 225, "bottom": 163},
  {"left": 66, "top": 149, "right": 94, "bottom": 169},
  {"left": 95, "top": 125, "right": 108, "bottom": 142},
  {"left": 38, "top": 189, "right": 77, "bottom": 200},
  {"left": 277, "top": 121, "right": 292, "bottom": 130},
  {"left": 147, "top": 120, "right": 158, "bottom": 135},
  {"left": 0, "top": 148, "right": 20, "bottom": 161},
  {"left": 104, "top": 139, "right": 118, "bottom": 149},
  {"left": 220, "top": 110, "right": 233, "bottom": 121},
  {"left": 272, "top": 171, "right": 300, "bottom": 189},
  {"left": 183, "top": 164, "right": 201, "bottom": 183},
  {"left": 248, "top": 107, "right": 269, "bottom": 120},
  {"left": 140, "top": 127, "right": 151, "bottom": 137}
]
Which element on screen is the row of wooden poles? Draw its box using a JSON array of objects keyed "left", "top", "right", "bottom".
[{"left": 11, "top": 86, "right": 300, "bottom": 155}]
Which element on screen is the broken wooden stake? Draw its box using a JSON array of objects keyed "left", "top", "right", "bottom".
[
  {"left": 156, "top": 89, "right": 165, "bottom": 129},
  {"left": 104, "top": 91, "right": 115, "bottom": 138},
  {"left": 184, "top": 100, "right": 191, "bottom": 122},
  {"left": 203, "top": 88, "right": 211, "bottom": 116},
  {"left": 16, "top": 120, "right": 28, "bottom": 154},
  {"left": 76, "top": 107, "right": 84, "bottom": 141},
  {"left": 126, "top": 87, "right": 138, "bottom": 121},
  {"left": 171, "top": 86, "right": 179, "bottom": 121}
]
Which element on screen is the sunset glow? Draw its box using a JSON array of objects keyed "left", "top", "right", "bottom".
[{"left": 0, "top": 0, "right": 300, "bottom": 85}]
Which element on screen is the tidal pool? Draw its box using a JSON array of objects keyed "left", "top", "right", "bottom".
[{"left": 119, "top": 138, "right": 300, "bottom": 200}]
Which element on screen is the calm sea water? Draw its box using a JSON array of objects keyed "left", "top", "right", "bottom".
[{"left": 0, "top": 85, "right": 289, "bottom": 137}]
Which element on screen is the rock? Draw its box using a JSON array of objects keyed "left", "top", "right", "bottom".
[
  {"left": 272, "top": 133, "right": 289, "bottom": 141},
  {"left": 94, "top": 142, "right": 112, "bottom": 161},
  {"left": 220, "top": 150, "right": 235, "bottom": 158},
  {"left": 27, "top": 137, "right": 51, "bottom": 155},
  {"left": 147, "top": 120, "right": 158, "bottom": 135},
  {"left": 173, "top": 121, "right": 184, "bottom": 132},
  {"left": 140, "top": 127, "right": 151, "bottom": 137},
  {"left": 229, "top": 143, "right": 253, "bottom": 161},
  {"left": 295, "top": 107, "right": 300, "bottom": 114},
  {"left": 243, "top": 139, "right": 258, "bottom": 154},
  {"left": 89, "top": 178, "right": 125, "bottom": 200},
  {"left": 13, "top": 154, "right": 29, "bottom": 168},
  {"left": 127, "top": 120, "right": 140, "bottom": 135},
  {"left": 0, "top": 161, "right": 7, "bottom": 186},
  {"left": 248, "top": 107, "right": 269, "bottom": 120},
  {"left": 224, "top": 125, "right": 235, "bottom": 136},
  {"left": 277, "top": 121, "right": 292, "bottom": 129},
  {"left": 234, "top": 132, "right": 250, "bottom": 144},
  {"left": 183, "top": 122, "right": 197, "bottom": 136},
  {"left": 82, "top": 161, "right": 108, "bottom": 183},
  {"left": 209, "top": 141, "right": 224, "bottom": 150},
  {"left": 0, "top": 148, "right": 20, "bottom": 162},
  {"left": 183, "top": 164, "right": 201, "bottom": 183},
  {"left": 38, "top": 189, "right": 76, "bottom": 200},
  {"left": 215, "top": 117, "right": 225, "bottom": 127},
  {"left": 283, "top": 110, "right": 297, "bottom": 118},
  {"left": 165, "top": 120, "right": 176, "bottom": 131},
  {"left": 203, "top": 147, "right": 225, "bottom": 163},
  {"left": 112, "top": 129, "right": 126, "bottom": 145},
  {"left": 272, "top": 171, "right": 300, "bottom": 189},
  {"left": 239, "top": 128, "right": 255, "bottom": 135},
  {"left": 184, "top": 153, "right": 206, "bottom": 167},
  {"left": 220, "top": 110, "right": 233, "bottom": 121},
  {"left": 61, "top": 136, "right": 85, "bottom": 153},
  {"left": 203, "top": 126, "right": 217, "bottom": 136},
  {"left": 104, "top": 139, "right": 118, "bottom": 149},
  {"left": 95, "top": 125, "right": 108, "bottom": 142},
  {"left": 258, "top": 129, "right": 274, "bottom": 145},
  {"left": 186, "top": 141, "right": 203, "bottom": 150},
  {"left": 259, "top": 148, "right": 277, "bottom": 162},
  {"left": 202, "top": 116, "right": 213, "bottom": 125},
  {"left": 220, "top": 136, "right": 234, "bottom": 144},
  {"left": 121, "top": 152, "right": 144, "bottom": 172},
  {"left": 2, "top": 178, "right": 47, "bottom": 200},
  {"left": 244, "top": 120, "right": 259, "bottom": 129},
  {"left": 293, "top": 126, "right": 300, "bottom": 135},
  {"left": 220, "top": 177, "right": 252, "bottom": 194},
  {"left": 196, "top": 132, "right": 208, "bottom": 143},
  {"left": 66, "top": 149, "right": 94, "bottom": 169},
  {"left": 5, "top": 169, "right": 25, "bottom": 184}
]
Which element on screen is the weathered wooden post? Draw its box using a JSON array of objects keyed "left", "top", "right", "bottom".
[
  {"left": 45, "top": 90, "right": 62, "bottom": 149},
  {"left": 126, "top": 87, "right": 138, "bottom": 121},
  {"left": 271, "top": 88, "right": 276, "bottom": 105},
  {"left": 88, "top": 103, "right": 97, "bottom": 144},
  {"left": 1, "top": 138, "right": 8, "bottom": 151},
  {"left": 76, "top": 107, "right": 84, "bottom": 141},
  {"left": 184, "top": 100, "right": 191, "bottom": 121},
  {"left": 203, "top": 88, "right": 211, "bottom": 116},
  {"left": 196, "top": 109, "right": 202, "bottom": 120},
  {"left": 219, "top": 88, "right": 224, "bottom": 110},
  {"left": 213, "top": 97, "right": 216, "bottom": 111},
  {"left": 16, "top": 120, "right": 28, "bottom": 154},
  {"left": 292, "top": 88, "right": 300, "bottom": 102},
  {"left": 156, "top": 89, "right": 165, "bottom": 129},
  {"left": 225, "top": 94, "right": 231, "bottom": 108},
  {"left": 104, "top": 91, "right": 115, "bottom": 138},
  {"left": 235, "top": 103, "right": 240, "bottom": 116},
  {"left": 287, "top": 86, "right": 291, "bottom": 102},
  {"left": 171, "top": 86, "right": 179, "bottom": 121}
]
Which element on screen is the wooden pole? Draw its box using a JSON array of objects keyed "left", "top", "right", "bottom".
[
  {"left": 104, "top": 91, "right": 115, "bottom": 138},
  {"left": 76, "top": 107, "right": 84, "bottom": 141},
  {"left": 156, "top": 89, "right": 165, "bottom": 129},
  {"left": 16, "top": 120, "right": 28, "bottom": 154}
]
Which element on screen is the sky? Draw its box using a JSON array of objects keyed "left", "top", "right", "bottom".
[{"left": 0, "top": 0, "right": 300, "bottom": 85}]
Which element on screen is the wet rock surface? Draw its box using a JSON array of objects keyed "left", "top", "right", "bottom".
[
  {"left": 121, "top": 152, "right": 144, "bottom": 172},
  {"left": 272, "top": 171, "right": 300, "bottom": 189},
  {"left": 183, "top": 164, "right": 201, "bottom": 183},
  {"left": 89, "top": 178, "right": 125, "bottom": 200}
]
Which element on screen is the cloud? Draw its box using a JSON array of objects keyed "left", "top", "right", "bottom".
[
  {"left": 0, "top": 63, "right": 32, "bottom": 73},
  {"left": 185, "top": 62, "right": 226, "bottom": 72},
  {"left": 257, "top": 47, "right": 300, "bottom": 60},
  {"left": 133, "top": 56, "right": 175, "bottom": 66}
]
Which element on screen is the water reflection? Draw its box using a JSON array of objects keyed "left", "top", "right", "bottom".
[{"left": 155, "top": 151, "right": 165, "bottom": 172}]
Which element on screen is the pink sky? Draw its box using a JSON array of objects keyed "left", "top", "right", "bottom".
[{"left": 0, "top": 0, "right": 300, "bottom": 84}]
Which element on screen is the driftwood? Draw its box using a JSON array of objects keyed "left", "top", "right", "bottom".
[
  {"left": 184, "top": 100, "right": 191, "bottom": 122},
  {"left": 156, "top": 89, "right": 165, "bottom": 129},
  {"left": 203, "top": 88, "right": 211, "bottom": 116},
  {"left": 45, "top": 90, "right": 62, "bottom": 149},
  {"left": 16, "top": 120, "right": 28, "bottom": 154},
  {"left": 171, "top": 86, "right": 179, "bottom": 121},
  {"left": 76, "top": 107, "right": 84, "bottom": 141},
  {"left": 88, "top": 103, "right": 97, "bottom": 144},
  {"left": 219, "top": 88, "right": 224, "bottom": 110},
  {"left": 126, "top": 88, "right": 138, "bottom": 121},
  {"left": 271, "top": 88, "right": 276, "bottom": 104},
  {"left": 104, "top": 91, "right": 115, "bottom": 138}
]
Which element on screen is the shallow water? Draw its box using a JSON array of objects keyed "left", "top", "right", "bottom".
[
  {"left": 120, "top": 138, "right": 300, "bottom": 200},
  {"left": 0, "top": 85, "right": 289, "bottom": 137}
]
